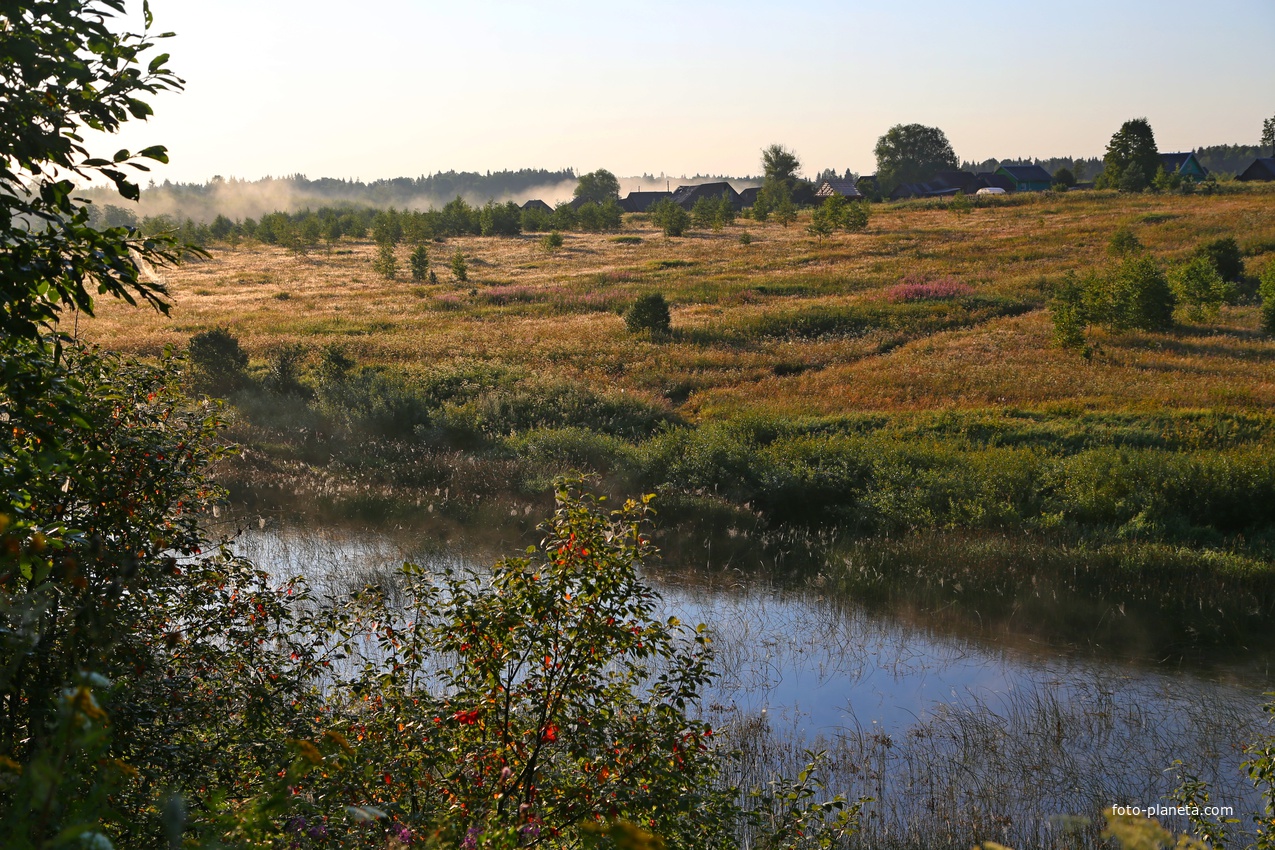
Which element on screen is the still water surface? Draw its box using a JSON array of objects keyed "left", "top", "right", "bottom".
[{"left": 231, "top": 517, "right": 1274, "bottom": 847}]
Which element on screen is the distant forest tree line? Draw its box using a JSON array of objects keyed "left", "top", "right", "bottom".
[
  {"left": 109, "top": 168, "right": 579, "bottom": 208},
  {"left": 86, "top": 194, "right": 633, "bottom": 255},
  {"left": 83, "top": 131, "right": 1271, "bottom": 247},
  {"left": 961, "top": 144, "right": 1267, "bottom": 184}
]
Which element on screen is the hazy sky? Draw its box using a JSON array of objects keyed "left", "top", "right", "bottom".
[{"left": 99, "top": 0, "right": 1275, "bottom": 184}]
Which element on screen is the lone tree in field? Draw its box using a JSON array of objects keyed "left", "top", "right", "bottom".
[
  {"left": 373, "top": 242, "right": 398, "bottom": 280},
  {"left": 1260, "top": 262, "right": 1275, "bottom": 336},
  {"left": 625, "top": 292, "right": 672, "bottom": 335},
  {"left": 874, "top": 124, "right": 959, "bottom": 195},
  {"left": 650, "top": 198, "right": 690, "bottom": 237},
  {"left": 573, "top": 169, "right": 621, "bottom": 205},
  {"left": 409, "top": 245, "right": 429, "bottom": 281},
  {"left": 450, "top": 248, "right": 469, "bottom": 282},
  {"left": 1098, "top": 118, "right": 1160, "bottom": 192},
  {"left": 759, "top": 143, "right": 813, "bottom": 209}
]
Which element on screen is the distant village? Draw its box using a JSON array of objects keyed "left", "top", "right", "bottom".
[{"left": 522, "top": 152, "right": 1275, "bottom": 215}]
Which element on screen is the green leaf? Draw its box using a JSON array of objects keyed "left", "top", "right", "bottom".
[
  {"left": 148, "top": 52, "right": 170, "bottom": 73},
  {"left": 138, "top": 145, "right": 169, "bottom": 164}
]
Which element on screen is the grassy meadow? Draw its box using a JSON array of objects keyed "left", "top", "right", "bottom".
[
  {"left": 88, "top": 187, "right": 1275, "bottom": 414},
  {"left": 81, "top": 185, "right": 1275, "bottom": 646}
]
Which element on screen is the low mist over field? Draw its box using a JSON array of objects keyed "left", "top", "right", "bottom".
[{"left": 80, "top": 171, "right": 762, "bottom": 223}]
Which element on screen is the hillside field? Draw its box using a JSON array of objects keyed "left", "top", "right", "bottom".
[
  {"left": 77, "top": 186, "right": 1275, "bottom": 649},
  {"left": 85, "top": 188, "right": 1275, "bottom": 416}
]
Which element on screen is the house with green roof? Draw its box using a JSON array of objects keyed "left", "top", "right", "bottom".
[
  {"left": 994, "top": 164, "right": 1053, "bottom": 192},
  {"left": 1158, "top": 152, "right": 1209, "bottom": 180}
]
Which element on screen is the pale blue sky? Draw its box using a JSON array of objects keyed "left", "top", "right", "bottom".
[{"left": 101, "top": 0, "right": 1275, "bottom": 183}]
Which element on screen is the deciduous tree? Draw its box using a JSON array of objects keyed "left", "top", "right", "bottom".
[
  {"left": 1098, "top": 118, "right": 1160, "bottom": 191},
  {"left": 759, "top": 144, "right": 812, "bottom": 209},
  {"left": 873, "top": 124, "right": 959, "bottom": 194},
  {"left": 573, "top": 169, "right": 621, "bottom": 205}
]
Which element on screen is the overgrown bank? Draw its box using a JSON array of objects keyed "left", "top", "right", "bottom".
[{"left": 206, "top": 352, "right": 1275, "bottom": 649}]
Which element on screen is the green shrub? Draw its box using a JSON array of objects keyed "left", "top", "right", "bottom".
[
  {"left": 1108, "top": 227, "right": 1143, "bottom": 256},
  {"left": 372, "top": 242, "right": 398, "bottom": 280},
  {"left": 843, "top": 200, "right": 870, "bottom": 231},
  {"left": 1050, "top": 273, "right": 1089, "bottom": 350},
  {"left": 625, "top": 292, "right": 672, "bottom": 334},
  {"left": 1197, "top": 236, "right": 1245, "bottom": 283},
  {"left": 1171, "top": 255, "right": 1235, "bottom": 321},
  {"left": 478, "top": 199, "right": 522, "bottom": 236},
  {"left": 449, "top": 248, "right": 468, "bottom": 282},
  {"left": 650, "top": 198, "right": 690, "bottom": 237},
  {"left": 437, "top": 375, "right": 674, "bottom": 441},
  {"left": 1261, "top": 261, "right": 1275, "bottom": 336},
  {"left": 691, "top": 194, "right": 735, "bottom": 230},
  {"left": 1089, "top": 254, "right": 1175, "bottom": 332},
  {"left": 521, "top": 204, "right": 554, "bottom": 232},
  {"left": 408, "top": 244, "right": 429, "bottom": 281},
  {"left": 541, "top": 230, "right": 564, "bottom": 251},
  {"left": 188, "top": 326, "right": 249, "bottom": 393},
  {"left": 263, "top": 344, "right": 309, "bottom": 396}
]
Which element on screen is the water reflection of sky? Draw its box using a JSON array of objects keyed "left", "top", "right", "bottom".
[
  {"left": 655, "top": 578, "right": 1268, "bottom": 738},
  {"left": 231, "top": 521, "right": 1275, "bottom": 842},
  {"left": 233, "top": 524, "right": 1272, "bottom": 739}
]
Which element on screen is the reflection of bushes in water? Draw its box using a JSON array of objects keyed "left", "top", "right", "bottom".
[
  {"left": 832, "top": 532, "right": 1275, "bottom": 652},
  {"left": 223, "top": 346, "right": 1275, "bottom": 618},
  {"left": 718, "top": 684, "right": 1266, "bottom": 850},
  {"left": 234, "top": 394, "right": 1275, "bottom": 605},
  {"left": 625, "top": 420, "right": 1275, "bottom": 541}
]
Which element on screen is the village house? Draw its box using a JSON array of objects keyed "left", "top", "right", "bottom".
[
  {"left": 1158, "top": 152, "right": 1209, "bottom": 180},
  {"left": 618, "top": 191, "right": 672, "bottom": 213},
  {"left": 669, "top": 181, "right": 741, "bottom": 210},
  {"left": 813, "top": 178, "right": 864, "bottom": 200},
  {"left": 994, "top": 164, "right": 1053, "bottom": 192},
  {"left": 1237, "top": 157, "right": 1275, "bottom": 182}
]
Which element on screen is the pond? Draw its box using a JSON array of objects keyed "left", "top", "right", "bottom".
[{"left": 228, "top": 512, "right": 1274, "bottom": 850}]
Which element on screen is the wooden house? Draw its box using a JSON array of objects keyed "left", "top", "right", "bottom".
[
  {"left": 931, "top": 171, "right": 983, "bottom": 195},
  {"left": 670, "top": 182, "right": 741, "bottom": 211},
  {"left": 1158, "top": 152, "right": 1209, "bottom": 180},
  {"left": 976, "top": 171, "right": 1016, "bottom": 192},
  {"left": 888, "top": 171, "right": 981, "bottom": 199},
  {"left": 994, "top": 164, "right": 1053, "bottom": 192},
  {"left": 736, "top": 187, "right": 761, "bottom": 208},
  {"left": 1237, "top": 158, "right": 1275, "bottom": 182},
  {"left": 814, "top": 178, "right": 864, "bottom": 200},
  {"left": 618, "top": 191, "right": 672, "bottom": 212},
  {"left": 520, "top": 199, "right": 553, "bottom": 214}
]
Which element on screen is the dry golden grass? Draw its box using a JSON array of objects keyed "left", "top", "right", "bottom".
[{"left": 81, "top": 187, "right": 1275, "bottom": 420}]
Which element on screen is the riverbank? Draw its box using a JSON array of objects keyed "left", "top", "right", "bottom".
[{"left": 80, "top": 187, "right": 1275, "bottom": 647}]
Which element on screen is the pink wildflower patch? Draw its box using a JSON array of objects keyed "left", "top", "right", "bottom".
[{"left": 885, "top": 275, "right": 972, "bottom": 302}]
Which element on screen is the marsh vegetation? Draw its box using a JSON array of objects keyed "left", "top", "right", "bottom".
[{"left": 80, "top": 184, "right": 1275, "bottom": 644}]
